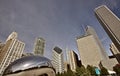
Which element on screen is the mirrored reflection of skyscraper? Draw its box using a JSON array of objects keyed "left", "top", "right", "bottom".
[
  {"left": 0, "top": 32, "right": 25, "bottom": 75},
  {"left": 52, "top": 46, "right": 64, "bottom": 74},
  {"left": 33, "top": 37, "right": 45, "bottom": 56},
  {"left": 95, "top": 5, "right": 120, "bottom": 51}
]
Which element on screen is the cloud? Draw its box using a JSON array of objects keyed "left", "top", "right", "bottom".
[{"left": 102, "top": 0, "right": 119, "bottom": 9}]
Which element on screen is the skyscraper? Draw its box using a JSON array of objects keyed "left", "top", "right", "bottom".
[
  {"left": 0, "top": 42, "right": 5, "bottom": 55},
  {"left": 33, "top": 37, "right": 45, "bottom": 56},
  {"left": 67, "top": 50, "right": 79, "bottom": 72},
  {"left": 110, "top": 43, "right": 120, "bottom": 62},
  {"left": 52, "top": 46, "right": 64, "bottom": 74},
  {"left": 86, "top": 26, "right": 109, "bottom": 59},
  {"left": 0, "top": 32, "right": 25, "bottom": 75},
  {"left": 76, "top": 26, "right": 108, "bottom": 67},
  {"left": 95, "top": 5, "right": 120, "bottom": 51}
]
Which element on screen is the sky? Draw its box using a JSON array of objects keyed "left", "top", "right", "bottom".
[{"left": 0, "top": 0, "right": 120, "bottom": 59}]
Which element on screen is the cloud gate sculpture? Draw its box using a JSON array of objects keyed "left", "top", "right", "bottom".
[{"left": 3, "top": 56, "right": 55, "bottom": 76}]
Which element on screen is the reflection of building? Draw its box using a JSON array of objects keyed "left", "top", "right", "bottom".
[
  {"left": 0, "top": 32, "right": 25, "bottom": 75},
  {"left": 33, "top": 37, "right": 45, "bottom": 56},
  {"left": 52, "top": 46, "right": 64, "bottom": 74},
  {"left": 95, "top": 5, "right": 120, "bottom": 51},
  {"left": 110, "top": 43, "right": 120, "bottom": 62},
  {"left": 76, "top": 26, "right": 108, "bottom": 67},
  {"left": 3, "top": 56, "right": 55, "bottom": 76},
  {"left": 22, "top": 53, "right": 34, "bottom": 57},
  {"left": 67, "top": 50, "right": 79, "bottom": 72}
]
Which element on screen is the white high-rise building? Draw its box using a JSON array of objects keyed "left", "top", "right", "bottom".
[
  {"left": 68, "top": 50, "right": 78, "bottom": 72},
  {"left": 0, "top": 32, "right": 25, "bottom": 75},
  {"left": 52, "top": 46, "right": 64, "bottom": 74}
]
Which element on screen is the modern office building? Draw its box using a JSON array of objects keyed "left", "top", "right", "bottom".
[
  {"left": 67, "top": 50, "right": 79, "bottom": 72},
  {"left": 33, "top": 37, "right": 45, "bottom": 56},
  {"left": 76, "top": 26, "right": 108, "bottom": 67},
  {"left": 52, "top": 46, "right": 64, "bottom": 74},
  {"left": 64, "top": 61, "right": 69, "bottom": 72},
  {"left": 86, "top": 26, "right": 109, "bottom": 59},
  {"left": 110, "top": 43, "right": 120, "bottom": 62},
  {"left": 0, "top": 42, "right": 5, "bottom": 55},
  {"left": 95, "top": 5, "right": 120, "bottom": 51},
  {"left": 0, "top": 32, "right": 25, "bottom": 75}
]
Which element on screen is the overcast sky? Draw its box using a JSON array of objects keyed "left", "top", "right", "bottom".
[{"left": 0, "top": 0, "right": 120, "bottom": 59}]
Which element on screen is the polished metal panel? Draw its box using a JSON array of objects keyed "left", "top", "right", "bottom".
[{"left": 3, "top": 56, "right": 53, "bottom": 75}]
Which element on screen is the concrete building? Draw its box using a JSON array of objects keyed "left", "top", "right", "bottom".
[
  {"left": 0, "top": 42, "right": 5, "bottom": 55},
  {"left": 67, "top": 50, "right": 79, "bottom": 72},
  {"left": 33, "top": 37, "right": 45, "bottom": 56},
  {"left": 86, "top": 26, "right": 109, "bottom": 60},
  {"left": 64, "top": 61, "right": 69, "bottom": 72},
  {"left": 52, "top": 46, "right": 64, "bottom": 74},
  {"left": 110, "top": 43, "right": 120, "bottom": 62},
  {"left": 76, "top": 26, "right": 108, "bottom": 67},
  {"left": 0, "top": 32, "right": 25, "bottom": 75},
  {"left": 95, "top": 5, "right": 120, "bottom": 51}
]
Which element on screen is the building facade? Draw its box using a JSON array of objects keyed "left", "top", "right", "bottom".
[
  {"left": 33, "top": 37, "right": 45, "bottom": 56},
  {"left": 67, "top": 50, "right": 78, "bottom": 72},
  {"left": 95, "top": 5, "right": 120, "bottom": 51},
  {"left": 86, "top": 26, "right": 109, "bottom": 60},
  {"left": 76, "top": 26, "right": 108, "bottom": 67},
  {"left": 0, "top": 32, "right": 25, "bottom": 75},
  {"left": 110, "top": 43, "right": 120, "bottom": 62},
  {"left": 52, "top": 46, "right": 64, "bottom": 74}
]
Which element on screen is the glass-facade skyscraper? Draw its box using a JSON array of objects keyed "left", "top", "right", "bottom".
[{"left": 33, "top": 37, "right": 45, "bottom": 56}]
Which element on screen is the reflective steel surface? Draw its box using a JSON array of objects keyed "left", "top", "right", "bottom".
[{"left": 3, "top": 55, "right": 54, "bottom": 75}]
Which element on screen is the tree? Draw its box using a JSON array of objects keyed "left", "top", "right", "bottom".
[
  {"left": 56, "top": 72, "right": 61, "bottom": 76},
  {"left": 113, "top": 64, "right": 120, "bottom": 75},
  {"left": 100, "top": 67, "right": 109, "bottom": 76},
  {"left": 87, "top": 65, "right": 96, "bottom": 75},
  {"left": 76, "top": 65, "right": 91, "bottom": 76},
  {"left": 56, "top": 69, "right": 76, "bottom": 76}
]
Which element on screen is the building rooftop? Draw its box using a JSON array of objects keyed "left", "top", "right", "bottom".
[{"left": 53, "top": 46, "right": 62, "bottom": 54}]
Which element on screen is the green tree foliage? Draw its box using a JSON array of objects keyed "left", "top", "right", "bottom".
[
  {"left": 113, "top": 64, "right": 120, "bottom": 75},
  {"left": 76, "top": 65, "right": 91, "bottom": 76},
  {"left": 56, "top": 69, "right": 76, "bottom": 76},
  {"left": 100, "top": 67, "right": 109, "bottom": 76},
  {"left": 87, "top": 65, "right": 96, "bottom": 75}
]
